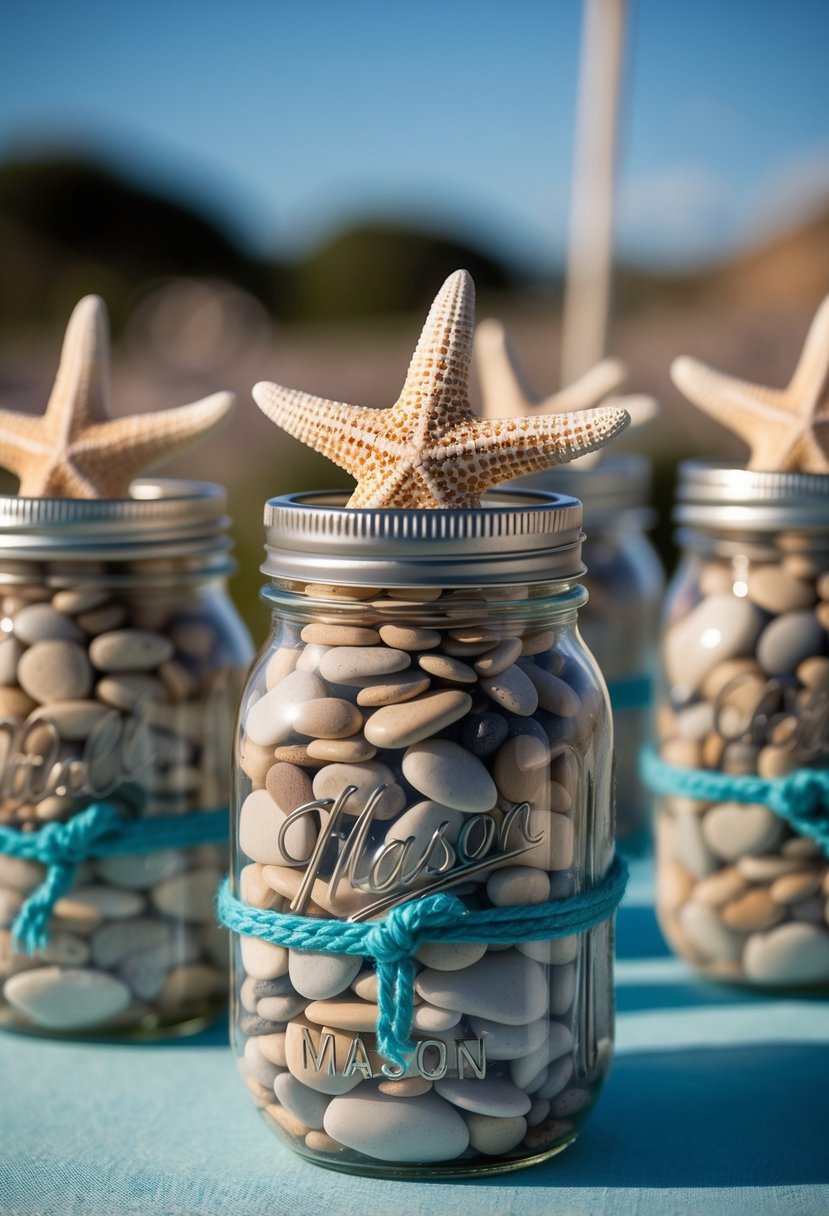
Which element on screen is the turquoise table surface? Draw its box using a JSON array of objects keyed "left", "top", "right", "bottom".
[{"left": 2, "top": 861, "right": 828, "bottom": 1216}]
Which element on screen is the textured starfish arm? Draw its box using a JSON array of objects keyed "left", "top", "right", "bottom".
[
  {"left": 467, "top": 402, "right": 629, "bottom": 464},
  {"left": 70, "top": 391, "right": 235, "bottom": 497},
  {"left": 789, "top": 293, "right": 829, "bottom": 408},
  {"left": 671, "top": 357, "right": 789, "bottom": 428},
  {"left": 253, "top": 381, "right": 384, "bottom": 475},
  {"left": 0, "top": 409, "right": 51, "bottom": 468},
  {"left": 400, "top": 269, "right": 476, "bottom": 445},
  {"left": 45, "top": 295, "right": 110, "bottom": 430}
]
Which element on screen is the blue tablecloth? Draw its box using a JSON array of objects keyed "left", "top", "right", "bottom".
[{"left": 2, "top": 862, "right": 828, "bottom": 1216}]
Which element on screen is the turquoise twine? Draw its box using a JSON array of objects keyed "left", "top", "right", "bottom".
[
  {"left": 217, "top": 854, "right": 627, "bottom": 1070},
  {"left": 0, "top": 804, "right": 228, "bottom": 953},
  {"left": 640, "top": 746, "right": 829, "bottom": 857},
  {"left": 607, "top": 673, "right": 653, "bottom": 713}
]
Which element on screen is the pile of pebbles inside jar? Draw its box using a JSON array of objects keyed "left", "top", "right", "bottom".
[
  {"left": 235, "top": 580, "right": 610, "bottom": 1166},
  {"left": 657, "top": 553, "right": 829, "bottom": 987},
  {"left": 0, "top": 562, "right": 235, "bottom": 1031}
]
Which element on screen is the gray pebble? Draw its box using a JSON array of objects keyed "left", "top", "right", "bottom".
[{"left": 756, "top": 611, "right": 825, "bottom": 676}]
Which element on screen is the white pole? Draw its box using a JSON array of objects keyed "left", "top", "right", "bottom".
[{"left": 560, "top": 0, "right": 627, "bottom": 387}]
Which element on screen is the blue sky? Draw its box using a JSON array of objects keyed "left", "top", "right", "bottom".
[{"left": 2, "top": 0, "right": 828, "bottom": 271}]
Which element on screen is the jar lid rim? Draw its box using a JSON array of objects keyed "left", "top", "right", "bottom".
[
  {"left": 675, "top": 460, "right": 829, "bottom": 532},
  {"left": 0, "top": 478, "right": 232, "bottom": 560},
  {"left": 261, "top": 488, "right": 585, "bottom": 586}
]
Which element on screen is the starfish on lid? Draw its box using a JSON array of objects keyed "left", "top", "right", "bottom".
[
  {"left": 671, "top": 293, "right": 829, "bottom": 473},
  {"left": 474, "top": 317, "right": 657, "bottom": 470},
  {"left": 253, "top": 270, "right": 629, "bottom": 508},
  {"left": 0, "top": 295, "right": 234, "bottom": 498}
]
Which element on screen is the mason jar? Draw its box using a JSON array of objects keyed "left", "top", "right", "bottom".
[
  {"left": 231, "top": 488, "right": 617, "bottom": 1177},
  {"left": 654, "top": 463, "right": 829, "bottom": 987},
  {"left": 0, "top": 480, "right": 253, "bottom": 1036},
  {"left": 513, "top": 457, "right": 663, "bottom": 849}
]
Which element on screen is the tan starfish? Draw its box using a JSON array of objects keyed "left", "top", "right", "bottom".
[
  {"left": 474, "top": 317, "right": 657, "bottom": 470},
  {"left": 0, "top": 295, "right": 235, "bottom": 498},
  {"left": 253, "top": 270, "right": 629, "bottom": 508},
  {"left": 671, "top": 293, "right": 829, "bottom": 473}
]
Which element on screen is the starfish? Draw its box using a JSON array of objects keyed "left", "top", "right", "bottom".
[
  {"left": 253, "top": 270, "right": 629, "bottom": 508},
  {"left": 0, "top": 295, "right": 235, "bottom": 498},
  {"left": 474, "top": 317, "right": 658, "bottom": 470},
  {"left": 671, "top": 293, "right": 829, "bottom": 473}
]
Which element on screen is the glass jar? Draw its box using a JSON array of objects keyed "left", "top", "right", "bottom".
[
  {"left": 231, "top": 488, "right": 616, "bottom": 1178},
  {"left": 0, "top": 480, "right": 253, "bottom": 1036},
  {"left": 514, "top": 457, "right": 663, "bottom": 849},
  {"left": 655, "top": 463, "right": 829, "bottom": 987}
]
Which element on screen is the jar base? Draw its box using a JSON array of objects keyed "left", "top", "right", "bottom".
[
  {"left": 0, "top": 995, "right": 226, "bottom": 1042},
  {"left": 274, "top": 1128, "right": 579, "bottom": 1180}
]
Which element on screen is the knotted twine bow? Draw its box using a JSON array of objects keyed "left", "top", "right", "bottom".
[
  {"left": 217, "top": 854, "right": 628, "bottom": 1070},
  {"left": 0, "top": 803, "right": 228, "bottom": 953},
  {"left": 640, "top": 747, "right": 829, "bottom": 856}
]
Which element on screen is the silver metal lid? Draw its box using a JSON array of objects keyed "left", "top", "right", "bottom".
[
  {"left": 675, "top": 461, "right": 829, "bottom": 533},
  {"left": 262, "top": 489, "right": 585, "bottom": 586},
  {"left": 0, "top": 479, "right": 233, "bottom": 562},
  {"left": 511, "top": 455, "right": 652, "bottom": 526}
]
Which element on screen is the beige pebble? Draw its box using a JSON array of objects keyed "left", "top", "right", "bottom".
[
  {"left": 304, "top": 997, "right": 379, "bottom": 1033},
  {"left": 240, "top": 863, "right": 284, "bottom": 910},
  {"left": 480, "top": 665, "right": 538, "bottom": 716},
  {"left": 700, "top": 661, "right": 758, "bottom": 700},
  {"left": 89, "top": 630, "right": 174, "bottom": 672},
  {"left": 816, "top": 602, "right": 829, "bottom": 631},
  {"left": 158, "top": 660, "right": 196, "bottom": 702},
  {"left": 17, "top": 640, "right": 93, "bottom": 703},
  {"left": 312, "top": 761, "right": 406, "bottom": 820},
  {"left": 770, "top": 871, "right": 823, "bottom": 905},
  {"left": 320, "top": 647, "right": 410, "bottom": 684},
  {"left": 699, "top": 563, "right": 736, "bottom": 596},
  {"left": 151, "top": 867, "right": 221, "bottom": 922},
  {"left": 305, "top": 736, "right": 377, "bottom": 762},
  {"left": 296, "top": 644, "right": 332, "bottom": 673},
  {"left": 721, "top": 888, "right": 783, "bottom": 932},
  {"left": 473, "top": 637, "right": 523, "bottom": 677},
  {"left": 35, "top": 695, "right": 127, "bottom": 739},
  {"left": 661, "top": 738, "right": 702, "bottom": 768},
  {"left": 239, "top": 788, "right": 317, "bottom": 866},
  {"left": 744, "top": 922, "right": 829, "bottom": 985},
  {"left": 520, "top": 629, "right": 556, "bottom": 656},
  {"left": 265, "top": 647, "right": 301, "bottom": 691},
  {"left": 283, "top": 1015, "right": 366, "bottom": 1094},
  {"left": 378, "top": 1076, "right": 433, "bottom": 1096},
  {"left": 265, "top": 1103, "right": 311, "bottom": 1138},
  {"left": 737, "top": 855, "right": 805, "bottom": 882},
  {"left": 493, "top": 734, "right": 552, "bottom": 804},
  {"left": 678, "top": 902, "right": 743, "bottom": 962},
  {"left": 355, "top": 672, "right": 432, "bottom": 707},
  {"left": 701, "top": 733, "right": 727, "bottom": 768},
  {"left": 239, "top": 740, "right": 276, "bottom": 787},
  {"left": 245, "top": 671, "right": 327, "bottom": 747},
  {"left": 692, "top": 867, "right": 747, "bottom": 908},
  {"left": 272, "top": 745, "right": 327, "bottom": 768},
  {"left": 95, "top": 675, "right": 166, "bottom": 711},
  {"left": 14, "top": 604, "right": 84, "bottom": 645},
  {"left": 487, "top": 866, "right": 550, "bottom": 907},
  {"left": 757, "top": 745, "right": 798, "bottom": 778},
  {"left": 747, "top": 566, "right": 816, "bottom": 614},
  {"left": 378, "top": 624, "right": 441, "bottom": 650},
  {"left": 442, "top": 637, "right": 499, "bottom": 657},
  {"left": 0, "top": 686, "right": 36, "bottom": 718},
  {"left": 158, "top": 963, "right": 221, "bottom": 1007},
  {"left": 53, "top": 885, "right": 143, "bottom": 930},
  {"left": 77, "top": 604, "right": 128, "bottom": 634},
  {"left": 701, "top": 803, "right": 784, "bottom": 862},
  {"left": 292, "top": 697, "right": 363, "bottom": 740},
  {"left": 300, "top": 623, "right": 379, "bottom": 647},
  {"left": 243, "top": 1073, "right": 273, "bottom": 1109},
  {"left": 305, "top": 1130, "right": 346, "bottom": 1153},
  {"left": 418, "top": 654, "right": 477, "bottom": 683},
  {"left": 169, "top": 620, "right": 215, "bottom": 659},
  {"left": 657, "top": 860, "right": 695, "bottom": 912},
  {"left": 521, "top": 1117, "right": 575, "bottom": 1151},
  {"left": 265, "top": 762, "right": 314, "bottom": 812},
  {"left": 784, "top": 836, "right": 823, "bottom": 861},
  {"left": 240, "top": 936, "right": 289, "bottom": 980},
  {"left": 258, "top": 1032, "right": 288, "bottom": 1066},
  {"left": 797, "top": 656, "right": 829, "bottom": 693},
  {"left": 52, "top": 587, "right": 110, "bottom": 615},
  {"left": 364, "top": 689, "right": 472, "bottom": 750},
  {"left": 262, "top": 865, "right": 373, "bottom": 918}
]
